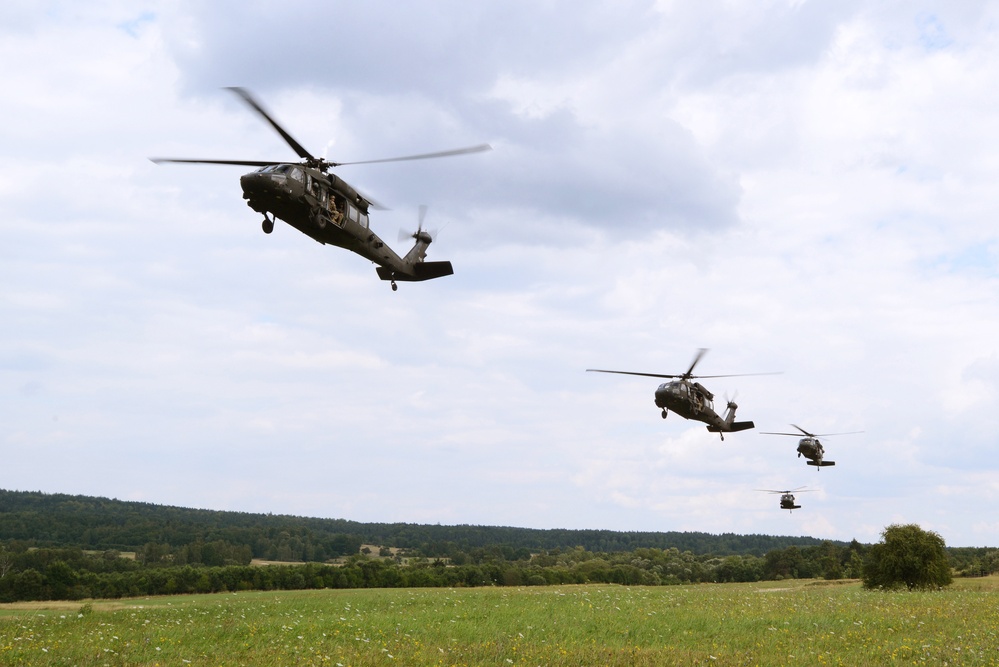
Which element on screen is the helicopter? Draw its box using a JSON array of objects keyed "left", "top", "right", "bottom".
[
  {"left": 586, "top": 349, "right": 779, "bottom": 440},
  {"left": 760, "top": 424, "right": 862, "bottom": 469},
  {"left": 758, "top": 487, "right": 811, "bottom": 512},
  {"left": 151, "top": 87, "right": 491, "bottom": 291}
]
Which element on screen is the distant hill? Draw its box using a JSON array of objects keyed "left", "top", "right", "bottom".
[{"left": 0, "top": 489, "right": 840, "bottom": 561}]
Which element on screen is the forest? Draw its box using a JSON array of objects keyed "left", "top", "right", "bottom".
[
  {"left": 0, "top": 489, "right": 995, "bottom": 602},
  {"left": 0, "top": 489, "right": 835, "bottom": 559}
]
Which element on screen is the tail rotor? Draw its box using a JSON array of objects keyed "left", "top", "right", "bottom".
[{"left": 399, "top": 204, "right": 436, "bottom": 245}]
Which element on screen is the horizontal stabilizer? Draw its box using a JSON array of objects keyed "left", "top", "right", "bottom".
[
  {"left": 707, "top": 420, "right": 755, "bottom": 433},
  {"left": 376, "top": 261, "right": 454, "bottom": 283},
  {"left": 806, "top": 460, "right": 836, "bottom": 467}
]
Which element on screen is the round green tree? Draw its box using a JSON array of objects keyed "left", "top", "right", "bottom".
[{"left": 862, "top": 523, "right": 952, "bottom": 590}]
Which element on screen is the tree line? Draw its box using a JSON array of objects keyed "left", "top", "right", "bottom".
[
  {"left": 7, "top": 534, "right": 963, "bottom": 602},
  {"left": 0, "top": 540, "right": 873, "bottom": 602},
  {"left": 0, "top": 489, "right": 836, "bottom": 560}
]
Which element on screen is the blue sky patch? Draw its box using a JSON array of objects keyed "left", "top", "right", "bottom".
[{"left": 117, "top": 11, "right": 155, "bottom": 38}]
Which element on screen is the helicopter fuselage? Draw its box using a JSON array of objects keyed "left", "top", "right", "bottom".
[
  {"left": 779, "top": 494, "right": 801, "bottom": 511},
  {"left": 796, "top": 437, "right": 823, "bottom": 461},
  {"left": 796, "top": 436, "right": 835, "bottom": 468},
  {"left": 655, "top": 380, "right": 716, "bottom": 422},
  {"left": 239, "top": 164, "right": 452, "bottom": 283},
  {"left": 653, "top": 379, "right": 755, "bottom": 437}
]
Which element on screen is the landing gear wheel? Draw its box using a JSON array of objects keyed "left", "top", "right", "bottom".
[
  {"left": 661, "top": 409, "right": 668, "bottom": 419},
  {"left": 262, "top": 217, "right": 274, "bottom": 234},
  {"left": 391, "top": 281, "right": 398, "bottom": 292}
]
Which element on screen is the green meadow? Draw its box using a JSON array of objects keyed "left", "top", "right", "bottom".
[{"left": 1, "top": 578, "right": 998, "bottom": 666}]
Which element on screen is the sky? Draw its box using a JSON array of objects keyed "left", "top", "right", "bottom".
[{"left": 2, "top": 0, "right": 998, "bottom": 548}]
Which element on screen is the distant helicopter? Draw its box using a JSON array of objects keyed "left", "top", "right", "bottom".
[
  {"left": 151, "top": 87, "right": 491, "bottom": 291},
  {"left": 758, "top": 487, "right": 811, "bottom": 512},
  {"left": 761, "top": 425, "right": 862, "bottom": 470},
  {"left": 587, "top": 349, "right": 779, "bottom": 440}
]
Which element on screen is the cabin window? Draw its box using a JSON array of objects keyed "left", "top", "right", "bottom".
[
  {"left": 348, "top": 205, "right": 359, "bottom": 223},
  {"left": 359, "top": 212, "right": 368, "bottom": 228}
]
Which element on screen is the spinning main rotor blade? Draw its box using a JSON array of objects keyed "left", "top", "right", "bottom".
[
  {"left": 226, "top": 87, "right": 315, "bottom": 161},
  {"left": 589, "top": 347, "right": 780, "bottom": 381},
  {"left": 587, "top": 369, "right": 683, "bottom": 379},
  {"left": 761, "top": 424, "right": 864, "bottom": 437},
  {"left": 586, "top": 369, "right": 781, "bottom": 380},
  {"left": 683, "top": 348, "right": 709, "bottom": 378},
  {"left": 757, "top": 487, "right": 811, "bottom": 494},
  {"left": 149, "top": 158, "right": 283, "bottom": 167},
  {"left": 154, "top": 88, "right": 489, "bottom": 174},
  {"left": 331, "top": 143, "right": 492, "bottom": 167}
]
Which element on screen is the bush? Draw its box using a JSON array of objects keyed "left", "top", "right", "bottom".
[{"left": 862, "top": 524, "right": 952, "bottom": 591}]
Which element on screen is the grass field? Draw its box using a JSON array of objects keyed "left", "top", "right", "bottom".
[{"left": 1, "top": 577, "right": 998, "bottom": 665}]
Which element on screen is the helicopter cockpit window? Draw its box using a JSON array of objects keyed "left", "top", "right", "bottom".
[{"left": 287, "top": 166, "right": 304, "bottom": 182}]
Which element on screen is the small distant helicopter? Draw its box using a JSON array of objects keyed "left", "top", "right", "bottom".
[
  {"left": 151, "top": 87, "right": 491, "bottom": 291},
  {"left": 758, "top": 487, "right": 811, "bottom": 512},
  {"left": 761, "top": 424, "right": 862, "bottom": 470},
  {"left": 587, "top": 349, "right": 779, "bottom": 440}
]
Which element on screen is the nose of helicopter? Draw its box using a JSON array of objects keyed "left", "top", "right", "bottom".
[
  {"left": 239, "top": 170, "right": 287, "bottom": 204},
  {"left": 240, "top": 171, "right": 269, "bottom": 194},
  {"left": 654, "top": 385, "right": 669, "bottom": 408},
  {"left": 238, "top": 170, "right": 283, "bottom": 213}
]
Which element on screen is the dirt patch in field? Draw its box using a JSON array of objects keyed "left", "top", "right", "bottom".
[
  {"left": 0, "top": 600, "right": 136, "bottom": 613},
  {"left": 806, "top": 579, "right": 860, "bottom": 587}
]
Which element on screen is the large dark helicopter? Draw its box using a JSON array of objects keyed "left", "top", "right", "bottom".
[
  {"left": 587, "top": 349, "right": 779, "bottom": 440},
  {"left": 761, "top": 424, "right": 862, "bottom": 469},
  {"left": 151, "top": 87, "right": 490, "bottom": 291},
  {"left": 758, "top": 487, "right": 811, "bottom": 512}
]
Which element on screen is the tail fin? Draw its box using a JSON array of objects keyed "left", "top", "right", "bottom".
[
  {"left": 706, "top": 421, "right": 755, "bottom": 433},
  {"left": 402, "top": 228, "right": 433, "bottom": 264},
  {"left": 728, "top": 421, "right": 755, "bottom": 432},
  {"left": 376, "top": 261, "right": 453, "bottom": 283}
]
